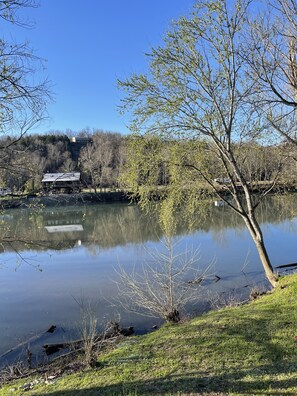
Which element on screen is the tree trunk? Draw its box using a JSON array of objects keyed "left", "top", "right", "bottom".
[
  {"left": 254, "top": 238, "right": 278, "bottom": 287},
  {"left": 243, "top": 215, "right": 278, "bottom": 287}
]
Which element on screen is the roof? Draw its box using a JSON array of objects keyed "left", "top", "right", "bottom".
[
  {"left": 45, "top": 225, "right": 83, "bottom": 233},
  {"left": 41, "top": 172, "right": 81, "bottom": 183}
]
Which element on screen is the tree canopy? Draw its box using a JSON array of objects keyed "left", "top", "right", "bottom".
[{"left": 119, "top": 0, "right": 297, "bottom": 286}]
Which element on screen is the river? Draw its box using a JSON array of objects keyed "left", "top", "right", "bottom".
[{"left": 0, "top": 194, "right": 296, "bottom": 364}]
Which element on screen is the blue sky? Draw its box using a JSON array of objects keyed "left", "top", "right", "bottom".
[{"left": 4, "top": 0, "right": 195, "bottom": 135}]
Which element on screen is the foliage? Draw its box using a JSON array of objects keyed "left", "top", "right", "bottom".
[
  {"left": 120, "top": 135, "right": 217, "bottom": 232},
  {"left": 119, "top": 0, "right": 283, "bottom": 286}
]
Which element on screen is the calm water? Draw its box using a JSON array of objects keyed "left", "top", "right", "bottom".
[{"left": 0, "top": 194, "right": 296, "bottom": 360}]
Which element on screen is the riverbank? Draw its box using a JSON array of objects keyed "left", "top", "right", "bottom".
[
  {"left": 0, "top": 191, "right": 130, "bottom": 209},
  {"left": 2, "top": 273, "right": 297, "bottom": 395},
  {"left": 1, "top": 183, "right": 296, "bottom": 210}
]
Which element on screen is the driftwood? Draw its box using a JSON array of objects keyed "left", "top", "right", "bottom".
[
  {"left": 275, "top": 262, "right": 297, "bottom": 269},
  {"left": 187, "top": 275, "right": 221, "bottom": 285},
  {"left": 43, "top": 322, "right": 134, "bottom": 356}
]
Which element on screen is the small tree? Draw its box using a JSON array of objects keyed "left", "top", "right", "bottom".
[
  {"left": 119, "top": 0, "right": 281, "bottom": 286},
  {"left": 116, "top": 235, "right": 209, "bottom": 323},
  {"left": 73, "top": 295, "right": 99, "bottom": 368}
]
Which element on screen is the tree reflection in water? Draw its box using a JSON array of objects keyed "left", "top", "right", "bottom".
[
  {"left": 0, "top": 194, "right": 296, "bottom": 361},
  {"left": 0, "top": 194, "right": 296, "bottom": 257}
]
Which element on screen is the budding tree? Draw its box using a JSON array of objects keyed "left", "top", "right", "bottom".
[{"left": 119, "top": 0, "right": 280, "bottom": 286}]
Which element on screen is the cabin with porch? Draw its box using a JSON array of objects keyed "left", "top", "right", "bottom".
[{"left": 41, "top": 172, "right": 81, "bottom": 194}]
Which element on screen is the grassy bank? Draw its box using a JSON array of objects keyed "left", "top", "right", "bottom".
[{"left": 2, "top": 274, "right": 297, "bottom": 395}]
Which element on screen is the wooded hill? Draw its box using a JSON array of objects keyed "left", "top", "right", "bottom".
[
  {"left": 0, "top": 130, "right": 125, "bottom": 193},
  {"left": 0, "top": 130, "right": 295, "bottom": 194}
]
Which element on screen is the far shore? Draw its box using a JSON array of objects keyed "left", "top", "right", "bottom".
[
  {"left": 0, "top": 191, "right": 131, "bottom": 209},
  {"left": 1, "top": 183, "right": 296, "bottom": 210}
]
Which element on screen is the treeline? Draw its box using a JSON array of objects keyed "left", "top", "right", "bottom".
[
  {"left": 0, "top": 134, "right": 74, "bottom": 193},
  {"left": 79, "top": 131, "right": 125, "bottom": 192},
  {"left": 0, "top": 129, "right": 126, "bottom": 193},
  {"left": 0, "top": 130, "right": 295, "bottom": 194},
  {"left": 121, "top": 136, "right": 297, "bottom": 192}
]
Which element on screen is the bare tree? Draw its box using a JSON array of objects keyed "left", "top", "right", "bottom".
[
  {"left": 79, "top": 143, "right": 100, "bottom": 193},
  {"left": 116, "top": 236, "right": 210, "bottom": 323},
  {"left": 0, "top": 1, "right": 50, "bottom": 267},
  {"left": 79, "top": 131, "right": 124, "bottom": 191},
  {"left": 0, "top": 0, "right": 38, "bottom": 26},
  {"left": 73, "top": 295, "right": 99, "bottom": 368},
  {"left": 0, "top": 0, "right": 50, "bottom": 151},
  {"left": 245, "top": 0, "right": 297, "bottom": 145}
]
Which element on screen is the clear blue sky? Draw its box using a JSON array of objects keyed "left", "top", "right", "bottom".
[{"left": 5, "top": 0, "right": 196, "bottom": 135}]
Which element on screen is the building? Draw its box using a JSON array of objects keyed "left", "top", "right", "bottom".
[
  {"left": 41, "top": 172, "right": 81, "bottom": 194},
  {"left": 69, "top": 136, "right": 92, "bottom": 166}
]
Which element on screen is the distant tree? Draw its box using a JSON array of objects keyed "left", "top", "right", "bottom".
[
  {"left": 279, "top": 143, "right": 297, "bottom": 184},
  {"left": 119, "top": 0, "right": 281, "bottom": 287},
  {"left": 0, "top": 133, "right": 76, "bottom": 192},
  {"left": 79, "top": 143, "right": 99, "bottom": 192},
  {"left": 79, "top": 131, "right": 124, "bottom": 191},
  {"left": 234, "top": 142, "right": 284, "bottom": 183}
]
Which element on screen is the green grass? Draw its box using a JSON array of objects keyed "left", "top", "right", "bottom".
[{"left": 2, "top": 274, "right": 297, "bottom": 395}]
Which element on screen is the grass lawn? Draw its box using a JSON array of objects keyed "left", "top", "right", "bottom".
[{"left": 1, "top": 273, "right": 297, "bottom": 396}]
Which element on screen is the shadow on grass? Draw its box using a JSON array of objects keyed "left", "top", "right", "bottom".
[
  {"left": 33, "top": 362, "right": 297, "bottom": 396},
  {"left": 205, "top": 298, "right": 297, "bottom": 353}
]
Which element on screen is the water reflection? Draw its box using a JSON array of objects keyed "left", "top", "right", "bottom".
[
  {"left": 0, "top": 194, "right": 296, "bottom": 255},
  {"left": 0, "top": 194, "right": 296, "bottom": 361}
]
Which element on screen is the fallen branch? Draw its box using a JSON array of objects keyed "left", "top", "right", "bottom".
[
  {"left": 275, "top": 262, "right": 297, "bottom": 269},
  {"left": 43, "top": 322, "right": 134, "bottom": 356}
]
